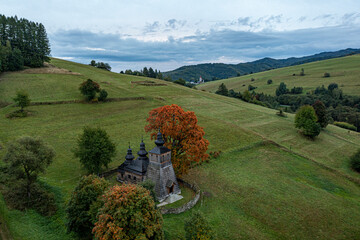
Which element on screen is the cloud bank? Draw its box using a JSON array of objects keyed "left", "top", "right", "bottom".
[{"left": 50, "top": 15, "right": 360, "bottom": 72}]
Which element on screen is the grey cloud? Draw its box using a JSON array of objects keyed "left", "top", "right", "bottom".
[
  {"left": 50, "top": 25, "right": 360, "bottom": 72},
  {"left": 298, "top": 16, "right": 307, "bottom": 22},
  {"left": 143, "top": 21, "right": 160, "bottom": 33},
  {"left": 313, "top": 14, "right": 334, "bottom": 21},
  {"left": 232, "top": 15, "right": 283, "bottom": 29},
  {"left": 166, "top": 19, "right": 186, "bottom": 29},
  {"left": 341, "top": 12, "right": 360, "bottom": 24}
]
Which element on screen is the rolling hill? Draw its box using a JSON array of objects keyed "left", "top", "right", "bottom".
[
  {"left": 164, "top": 48, "right": 360, "bottom": 82},
  {"left": 198, "top": 54, "right": 360, "bottom": 96},
  {"left": 1, "top": 58, "right": 360, "bottom": 239}
]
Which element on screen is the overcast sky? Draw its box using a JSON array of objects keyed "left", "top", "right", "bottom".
[{"left": 1, "top": 0, "right": 360, "bottom": 72}]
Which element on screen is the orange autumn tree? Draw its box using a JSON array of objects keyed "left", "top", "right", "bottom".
[
  {"left": 145, "top": 104, "right": 209, "bottom": 176},
  {"left": 92, "top": 184, "right": 163, "bottom": 240}
]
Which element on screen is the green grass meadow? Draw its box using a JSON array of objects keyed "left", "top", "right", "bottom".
[
  {"left": 0, "top": 58, "right": 360, "bottom": 239},
  {"left": 198, "top": 54, "right": 360, "bottom": 96}
]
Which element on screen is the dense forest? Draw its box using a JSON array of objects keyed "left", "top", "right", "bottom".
[
  {"left": 164, "top": 48, "right": 360, "bottom": 82},
  {"left": 0, "top": 14, "right": 50, "bottom": 72}
]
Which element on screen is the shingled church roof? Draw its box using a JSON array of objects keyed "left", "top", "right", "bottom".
[{"left": 118, "top": 140, "right": 149, "bottom": 175}]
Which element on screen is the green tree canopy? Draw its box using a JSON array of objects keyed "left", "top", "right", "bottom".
[
  {"left": 66, "top": 175, "right": 109, "bottom": 238},
  {"left": 295, "top": 105, "right": 321, "bottom": 138},
  {"left": 73, "top": 126, "right": 116, "bottom": 174},
  {"left": 313, "top": 100, "right": 328, "bottom": 128},
  {"left": 276, "top": 82, "right": 288, "bottom": 96},
  {"left": 215, "top": 83, "right": 229, "bottom": 96},
  {"left": 3, "top": 136, "right": 55, "bottom": 204},
  {"left": 13, "top": 90, "right": 30, "bottom": 111},
  {"left": 79, "top": 79, "right": 100, "bottom": 101},
  {"left": 350, "top": 149, "right": 360, "bottom": 173},
  {"left": 174, "top": 78, "right": 186, "bottom": 86},
  {"left": 184, "top": 211, "right": 215, "bottom": 240}
]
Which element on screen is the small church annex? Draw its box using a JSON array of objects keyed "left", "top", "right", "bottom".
[{"left": 117, "top": 131, "right": 181, "bottom": 202}]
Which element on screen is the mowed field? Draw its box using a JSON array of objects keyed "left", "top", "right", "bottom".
[
  {"left": 198, "top": 54, "right": 360, "bottom": 96},
  {"left": 0, "top": 58, "right": 360, "bottom": 239}
]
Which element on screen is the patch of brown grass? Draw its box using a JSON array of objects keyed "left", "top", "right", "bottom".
[{"left": 19, "top": 62, "right": 81, "bottom": 75}]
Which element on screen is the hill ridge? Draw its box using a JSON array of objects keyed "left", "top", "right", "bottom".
[{"left": 164, "top": 48, "right": 360, "bottom": 82}]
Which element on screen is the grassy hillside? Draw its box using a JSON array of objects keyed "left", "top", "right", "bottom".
[
  {"left": 0, "top": 58, "right": 360, "bottom": 239},
  {"left": 198, "top": 54, "right": 360, "bottom": 96},
  {"left": 164, "top": 49, "right": 360, "bottom": 82}
]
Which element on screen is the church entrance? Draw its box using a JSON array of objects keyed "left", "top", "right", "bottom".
[{"left": 167, "top": 184, "right": 174, "bottom": 194}]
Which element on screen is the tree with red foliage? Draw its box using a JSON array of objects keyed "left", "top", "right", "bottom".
[
  {"left": 145, "top": 104, "right": 209, "bottom": 176},
  {"left": 92, "top": 184, "right": 163, "bottom": 240}
]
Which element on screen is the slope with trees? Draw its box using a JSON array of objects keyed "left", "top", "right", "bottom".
[
  {"left": 165, "top": 48, "right": 360, "bottom": 82},
  {"left": 0, "top": 14, "right": 50, "bottom": 72},
  {"left": 1, "top": 58, "right": 360, "bottom": 239}
]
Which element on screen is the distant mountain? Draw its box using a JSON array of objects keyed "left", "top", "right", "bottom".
[{"left": 164, "top": 48, "right": 360, "bottom": 82}]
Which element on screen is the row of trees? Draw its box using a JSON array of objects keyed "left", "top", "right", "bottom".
[
  {"left": 0, "top": 14, "right": 50, "bottom": 72},
  {"left": 89, "top": 60, "right": 111, "bottom": 71},
  {"left": 215, "top": 82, "right": 360, "bottom": 132},
  {"left": 276, "top": 82, "right": 303, "bottom": 96},
  {"left": 122, "top": 67, "right": 165, "bottom": 80}
]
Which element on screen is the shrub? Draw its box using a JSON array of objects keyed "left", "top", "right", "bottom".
[
  {"left": 276, "top": 109, "right": 286, "bottom": 117},
  {"left": 295, "top": 105, "right": 321, "bottom": 138},
  {"left": 209, "top": 151, "right": 222, "bottom": 159},
  {"left": 333, "top": 122, "right": 357, "bottom": 131},
  {"left": 323, "top": 72, "right": 331, "bottom": 78},
  {"left": 6, "top": 110, "right": 28, "bottom": 118},
  {"left": 2, "top": 180, "right": 57, "bottom": 216},
  {"left": 350, "top": 149, "right": 360, "bottom": 173},
  {"left": 267, "top": 79, "right": 273, "bottom": 84},
  {"left": 248, "top": 85, "right": 256, "bottom": 91},
  {"left": 174, "top": 78, "right": 186, "bottom": 85},
  {"left": 98, "top": 89, "right": 108, "bottom": 101},
  {"left": 79, "top": 79, "right": 100, "bottom": 101},
  {"left": 328, "top": 83, "right": 338, "bottom": 91},
  {"left": 139, "top": 180, "right": 157, "bottom": 202},
  {"left": 184, "top": 211, "right": 214, "bottom": 240},
  {"left": 300, "top": 68, "right": 305, "bottom": 76}
]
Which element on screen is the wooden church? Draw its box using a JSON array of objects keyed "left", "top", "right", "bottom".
[{"left": 117, "top": 131, "right": 181, "bottom": 202}]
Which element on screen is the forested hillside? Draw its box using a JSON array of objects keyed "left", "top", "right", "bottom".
[
  {"left": 0, "top": 14, "right": 50, "bottom": 72},
  {"left": 164, "top": 48, "right": 360, "bottom": 82}
]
